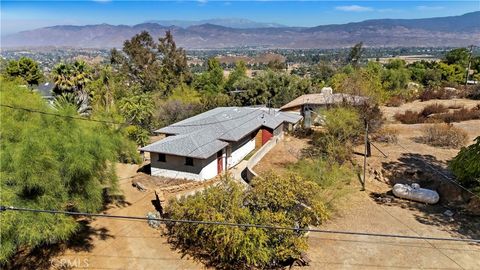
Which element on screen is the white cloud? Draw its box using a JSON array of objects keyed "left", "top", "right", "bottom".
[
  {"left": 336, "top": 5, "right": 373, "bottom": 12},
  {"left": 416, "top": 6, "right": 445, "bottom": 11},
  {"left": 92, "top": 0, "right": 112, "bottom": 3}
]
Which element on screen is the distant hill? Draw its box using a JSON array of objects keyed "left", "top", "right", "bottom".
[
  {"left": 3, "top": 12, "right": 479, "bottom": 49},
  {"left": 144, "top": 18, "right": 286, "bottom": 29}
]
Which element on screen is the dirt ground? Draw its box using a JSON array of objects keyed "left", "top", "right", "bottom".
[
  {"left": 47, "top": 163, "right": 206, "bottom": 270},
  {"left": 253, "top": 135, "right": 310, "bottom": 176}
]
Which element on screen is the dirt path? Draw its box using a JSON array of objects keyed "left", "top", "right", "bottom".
[{"left": 54, "top": 164, "right": 204, "bottom": 270}]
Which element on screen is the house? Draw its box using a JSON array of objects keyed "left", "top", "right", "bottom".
[
  {"left": 279, "top": 87, "right": 367, "bottom": 115},
  {"left": 140, "top": 107, "right": 302, "bottom": 181}
]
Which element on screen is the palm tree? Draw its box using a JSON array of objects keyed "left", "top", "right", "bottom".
[{"left": 51, "top": 60, "right": 92, "bottom": 114}]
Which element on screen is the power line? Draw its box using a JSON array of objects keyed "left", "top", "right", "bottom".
[
  {"left": 2, "top": 206, "right": 479, "bottom": 243},
  {"left": 396, "top": 143, "right": 480, "bottom": 200}
]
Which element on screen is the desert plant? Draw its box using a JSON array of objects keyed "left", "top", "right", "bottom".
[
  {"left": 385, "top": 96, "right": 404, "bottom": 107},
  {"left": 372, "top": 127, "right": 399, "bottom": 144},
  {"left": 420, "top": 103, "right": 447, "bottom": 117},
  {"left": 417, "top": 124, "right": 468, "bottom": 148},
  {"left": 394, "top": 110, "right": 424, "bottom": 124},
  {"left": 439, "top": 106, "right": 480, "bottom": 123}
]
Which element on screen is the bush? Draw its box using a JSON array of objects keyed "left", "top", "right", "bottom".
[
  {"left": 288, "top": 158, "right": 356, "bottom": 207},
  {"left": 320, "top": 107, "right": 362, "bottom": 142},
  {"left": 467, "top": 85, "right": 480, "bottom": 100},
  {"left": 395, "top": 104, "right": 480, "bottom": 124},
  {"left": 420, "top": 103, "right": 448, "bottom": 117},
  {"left": 385, "top": 96, "right": 404, "bottom": 107},
  {"left": 166, "top": 175, "right": 328, "bottom": 269},
  {"left": 308, "top": 107, "right": 362, "bottom": 162},
  {"left": 372, "top": 127, "right": 399, "bottom": 144},
  {"left": 439, "top": 106, "right": 480, "bottom": 123},
  {"left": 394, "top": 110, "right": 424, "bottom": 124},
  {"left": 449, "top": 137, "right": 480, "bottom": 193},
  {"left": 419, "top": 87, "right": 453, "bottom": 101},
  {"left": 417, "top": 124, "right": 468, "bottom": 148}
]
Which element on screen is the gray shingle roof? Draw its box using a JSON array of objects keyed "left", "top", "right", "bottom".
[{"left": 140, "top": 107, "right": 302, "bottom": 159}]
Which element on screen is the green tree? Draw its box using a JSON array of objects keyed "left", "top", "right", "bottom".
[
  {"left": 192, "top": 58, "right": 225, "bottom": 94},
  {"left": 0, "top": 79, "right": 138, "bottom": 263},
  {"left": 118, "top": 91, "right": 155, "bottom": 146},
  {"left": 347, "top": 42, "right": 364, "bottom": 67},
  {"left": 310, "top": 107, "right": 362, "bottom": 162},
  {"left": 331, "top": 62, "right": 386, "bottom": 103},
  {"left": 51, "top": 60, "right": 92, "bottom": 94},
  {"left": 111, "top": 30, "right": 190, "bottom": 95},
  {"left": 444, "top": 48, "right": 470, "bottom": 68},
  {"left": 158, "top": 30, "right": 191, "bottom": 94},
  {"left": 449, "top": 136, "right": 480, "bottom": 194},
  {"left": 5, "top": 57, "right": 43, "bottom": 85},
  {"left": 225, "top": 61, "right": 247, "bottom": 91},
  {"left": 382, "top": 59, "right": 411, "bottom": 91}
]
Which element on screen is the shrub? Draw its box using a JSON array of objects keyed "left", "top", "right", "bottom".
[
  {"left": 439, "top": 106, "right": 480, "bottom": 123},
  {"left": 467, "top": 85, "right": 480, "bottom": 100},
  {"left": 396, "top": 105, "right": 480, "bottom": 124},
  {"left": 419, "top": 87, "right": 457, "bottom": 101},
  {"left": 394, "top": 110, "right": 424, "bottom": 124},
  {"left": 372, "top": 127, "right": 399, "bottom": 144},
  {"left": 420, "top": 103, "right": 447, "bottom": 117},
  {"left": 320, "top": 107, "right": 362, "bottom": 142},
  {"left": 385, "top": 96, "right": 404, "bottom": 107},
  {"left": 417, "top": 124, "right": 468, "bottom": 148},
  {"left": 166, "top": 175, "right": 328, "bottom": 269},
  {"left": 309, "top": 107, "right": 362, "bottom": 162},
  {"left": 288, "top": 158, "right": 356, "bottom": 206},
  {"left": 449, "top": 137, "right": 480, "bottom": 193}
]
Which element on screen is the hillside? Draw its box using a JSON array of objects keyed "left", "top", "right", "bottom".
[{"left": 2, "top": 12, "right": 479, "bottom": 49}]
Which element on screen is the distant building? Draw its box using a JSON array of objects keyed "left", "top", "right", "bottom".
[
  {"left": 140, "top": 107, "right": 302, "bottom": 181},
  {"left": 280, "top": 87, "right": 368, "bottom": 115}
]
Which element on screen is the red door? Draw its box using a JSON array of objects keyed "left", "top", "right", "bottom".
[
  {"left": 261, "top": 129, "right": 273, "bottom": 145},
  {"left": 217, "top": 151, "right": 223, "bottom": 175}
]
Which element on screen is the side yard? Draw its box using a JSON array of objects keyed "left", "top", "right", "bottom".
[{"left": 254, "top": 99, "right": 480, "bottom": 269}]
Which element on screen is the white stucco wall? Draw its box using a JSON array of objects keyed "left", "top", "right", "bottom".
[
  {"left": 150, "top": 153, "right": 219, "bottom": 181},
  {"left": 228, "top": 136, "right": 255, "bottom": 168}
]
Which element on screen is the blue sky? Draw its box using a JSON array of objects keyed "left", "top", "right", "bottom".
[{"left": 1, "top": 1, "right": 479, "bottom": 35}]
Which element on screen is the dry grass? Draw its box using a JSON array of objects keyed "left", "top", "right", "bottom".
[
  {"left": 372, "top": 127, "right": 399, "bottom": 144},
  {"left": 385, "top": 96, "right": 404, "bottom": 107},
  {"left": 395, "top": 104, "right": 480, "bottom": 124},
  {"left": 417, "top": 124, "right": 468, "bottom": 148}
]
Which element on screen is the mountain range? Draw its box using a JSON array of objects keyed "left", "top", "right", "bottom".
[
  {"left": 144, "top": 18, "right": 286, "bottom": 29},
  {"left": 2, "top": 12, "right": 479, "bottom": 49}
]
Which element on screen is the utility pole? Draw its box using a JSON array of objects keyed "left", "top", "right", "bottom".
[
  {"left": 465, "top": 45, "right": 474, "bottom": 87},
  {"left": 362, "top": 119, "right": 369, "bottom": 191}
]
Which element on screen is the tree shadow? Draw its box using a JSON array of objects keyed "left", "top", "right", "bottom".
[
  {"left": 4, "top": 220, "right": 114, "bottom": 270},
  {"left": 373, "top": 153, "right": 480, "bottom": 240}
]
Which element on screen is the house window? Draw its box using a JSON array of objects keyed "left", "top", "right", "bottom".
[
  {"left": 185, "top": 157, "right": 194, "bottom": 166},
  {"left": 158, "top": 153, "right": 166, "bottom": 162}
]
